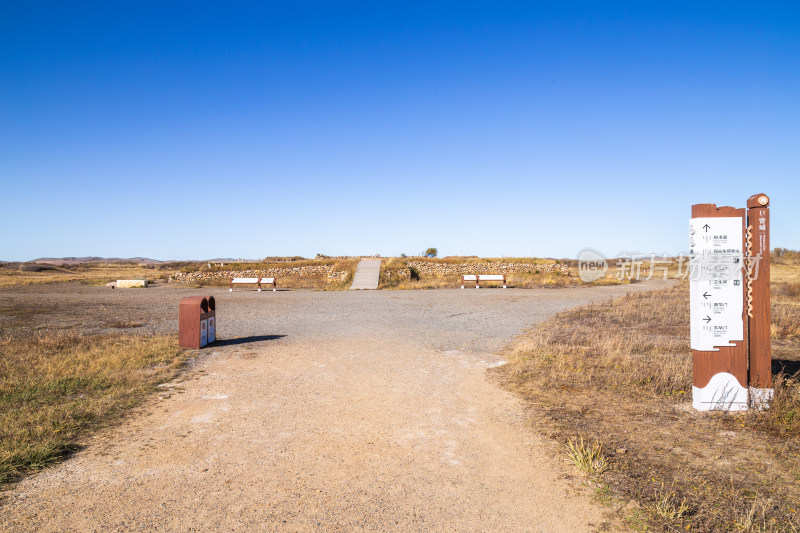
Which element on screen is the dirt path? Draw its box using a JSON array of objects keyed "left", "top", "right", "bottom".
[{"left": 0, "top": 283, "right": 672, "bottom": 531}]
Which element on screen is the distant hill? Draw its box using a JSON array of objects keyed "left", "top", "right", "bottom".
[{"left": 31, "top": 257, "right": 167, "bottom": 265}]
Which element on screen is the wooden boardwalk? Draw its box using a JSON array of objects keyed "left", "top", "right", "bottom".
[{"left": 349, "top": 259, "right": 381, "bottom": 290}]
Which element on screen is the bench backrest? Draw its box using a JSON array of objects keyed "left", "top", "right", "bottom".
[
  {"left": 231, "top": 277, "right": 260, "bottom": 284},
  {"left": 261, "top": 277, "right": 275, "bottom": 283},
  {"left": 478, "top": 274, "right": 505, "bottom": 281},
  {"left": 462, "top": 275, "right": 478, "bottom": 281}
]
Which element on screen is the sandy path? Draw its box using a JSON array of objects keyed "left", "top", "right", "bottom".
[{"left": 0, "top": 283, "right": 672, "bottom": 531}]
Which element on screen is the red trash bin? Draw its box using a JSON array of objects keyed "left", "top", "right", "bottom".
[{"left": 179, "top": 296, "right": 216, "bottom": 349}]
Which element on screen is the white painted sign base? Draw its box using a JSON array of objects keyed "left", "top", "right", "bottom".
[
  {"left": 692, "top": 372, "right": 749, "bottom": 411},
  {"left": 750, "top": 388, "right": 774, "bottom": 410}
]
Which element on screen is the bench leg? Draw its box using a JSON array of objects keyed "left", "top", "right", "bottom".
[
  {"left": 229, "top": 288, "right": 233, "bottom": 292},
  {"left": 476, "top": 284, "right": 480, "bottom": 289},
  {"left": 273, "top": 288, "right": 276, "bottom": 292},
  {"left": 258, "top": 288, "right": 262, "bottom": 292},
  {"left": 503, "top": 284, "right": 507, "bottom": 289},
  {"left": 461, "top": 285, "right": 464, "bottom": 289}
]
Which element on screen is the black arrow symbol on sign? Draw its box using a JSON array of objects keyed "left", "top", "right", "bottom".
[
  {"left": 703, "top": 316, "right": 712, "bottom": 323},
  {"left": 703, "top": 292, "right": 711, "bottom": 299},
  {"left": 703, "top": 224, "right": 711, "bottom": 232}
]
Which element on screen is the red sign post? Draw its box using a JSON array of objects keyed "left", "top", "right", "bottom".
[{"left": 747, "top": 194, "right": 772, "bottom": 407}]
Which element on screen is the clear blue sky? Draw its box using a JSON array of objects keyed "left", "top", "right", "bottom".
[{"left": 1, "top": 2, "right": 798, "bottom": 261}]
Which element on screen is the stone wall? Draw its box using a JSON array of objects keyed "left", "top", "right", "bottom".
[
  {"left": 169, "top": 261, "right": 569, "bottom": 285},
  {"left": 116, "top": 279, "right": 148, "bottom": 288},
  {"left": 405, "top": 261, "right": 569, "bottom": 276},
  {"left": 169, "top": 266, "right": 349, "bottom": 284},
  {"left": 382, "top": 261, "right": 569, "bottom": 281}
]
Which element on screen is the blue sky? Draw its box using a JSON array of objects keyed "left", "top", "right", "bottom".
[{"left": 1, "top": 2, "right": 798, "bottom": 261}]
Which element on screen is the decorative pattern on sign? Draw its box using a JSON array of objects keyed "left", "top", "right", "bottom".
[{"left": 746, "top": 224, "right": 754, "bottom": 318}]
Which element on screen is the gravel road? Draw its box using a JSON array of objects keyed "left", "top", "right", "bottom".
[{"left": 0, "top": 282, "right": 672, "bottom": 531}]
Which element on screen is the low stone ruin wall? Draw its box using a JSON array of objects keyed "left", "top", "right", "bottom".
[
  {"left": 169, "top": 266, "right": 349, "bottom": 284},
  {"left": 383, "top": 261, "right": 569, "bottom": 281},
  {"left": 405, "top": 261, "right": 569, "bottom": 275},
  {"left": 170, "top": 261, "right": 569, "bottom": 284}
]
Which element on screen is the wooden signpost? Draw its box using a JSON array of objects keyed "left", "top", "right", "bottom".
[
  {"left": 690, "top": 194, "right": 772, "bottom": 411},
  {"left": 747, "top": 194, "right": 772, "bottom": 408}
]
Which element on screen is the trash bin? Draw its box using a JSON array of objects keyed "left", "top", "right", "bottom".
[{"left": 179, "top": 296, "right": 216, "bottom": 349}]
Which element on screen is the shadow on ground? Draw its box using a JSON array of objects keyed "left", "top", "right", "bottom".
[
  {"left": 774, "top": 358, "right": 800, "bottom": 376},
  {"left": 213, "top": 335, "right": 286, "bottom": 347}
]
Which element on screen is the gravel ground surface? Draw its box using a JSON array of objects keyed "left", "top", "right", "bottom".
[{"left": 0, "top": 281, "right": 672, "bottom": 532}]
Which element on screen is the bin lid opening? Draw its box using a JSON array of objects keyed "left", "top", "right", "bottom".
[{"left": 180, "top": 296, "right": 209, "bottom": 313}]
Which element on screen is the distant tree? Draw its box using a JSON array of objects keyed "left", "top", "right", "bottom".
[{"left": 424, "top": 248, "right": 438, "bottom": 258}]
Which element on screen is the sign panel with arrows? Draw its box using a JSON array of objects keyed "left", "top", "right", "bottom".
[{"left": 689, "top": 216, "right": 744, "bottom": 352}]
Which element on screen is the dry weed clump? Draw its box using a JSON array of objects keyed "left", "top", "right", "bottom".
[
  {"left": 736, "top": 497, "right": 776, "bottom": 532},
  {"left": 776, "top": 282, "right": 800, "bottom": 299},
  {"left": 755, "top": 372, "right": 800, "bottom": 436},
  {"left": 649, "top": 485, "right": 690, "bottom": 521},
  {"left": 772, "top": 282, "right": 800, "bottom": 340},
  {"left": 0, "top": 332, "right": 187, "bottom": 484},
  {"left": 566, "top": 436, "right": 608, "bottom": 475}
]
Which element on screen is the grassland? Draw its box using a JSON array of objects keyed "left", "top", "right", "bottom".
[
  {"left": 3, "top": 250, "right": 797, "bottom": 526},
  {"left": 1, "top": 256, "right": 633, "bottom": 291},
  {"left": 0, "top": 262, "right": 183, "bottom": 288},
  {"left": 497, "top": 253, "right": 800, "bottom": 531},
  {"left": 0, "top": 332, "right": 188, "bottom": 485},
  {"left": 0, "top": 259, "right": 360, "bottom": 291}
]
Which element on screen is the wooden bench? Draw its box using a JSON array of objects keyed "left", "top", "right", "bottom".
[
  {"left": 477, "top": 274, "right": 506, "bottom": 288},
  {"left": 229, "top": 277, "right": 277, "bottom": 292},
  {"left": 461, "top": 274, "right": 506, "bottom": 289},
  {"left": 462, "top": 274, "right": 507, "bottom": 289}
]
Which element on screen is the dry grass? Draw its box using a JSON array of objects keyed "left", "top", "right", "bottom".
[
  {"left": 506, "top": 285, "right": 693, "bottom": 396},
  {"left": 772, "top": 280, "right": 800, "bottom": 341},
  {"left": 736, "top": 497, "right": 777, "bottom": 532},
  {"left": 497, "top": 261, "right": 800, "bottom": 530},
  {"left": 0, "top": 260, "right": 345, "bottom": 289},
  {"left": 0, "top": 332, "right": 188, "bottom": 485}
]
